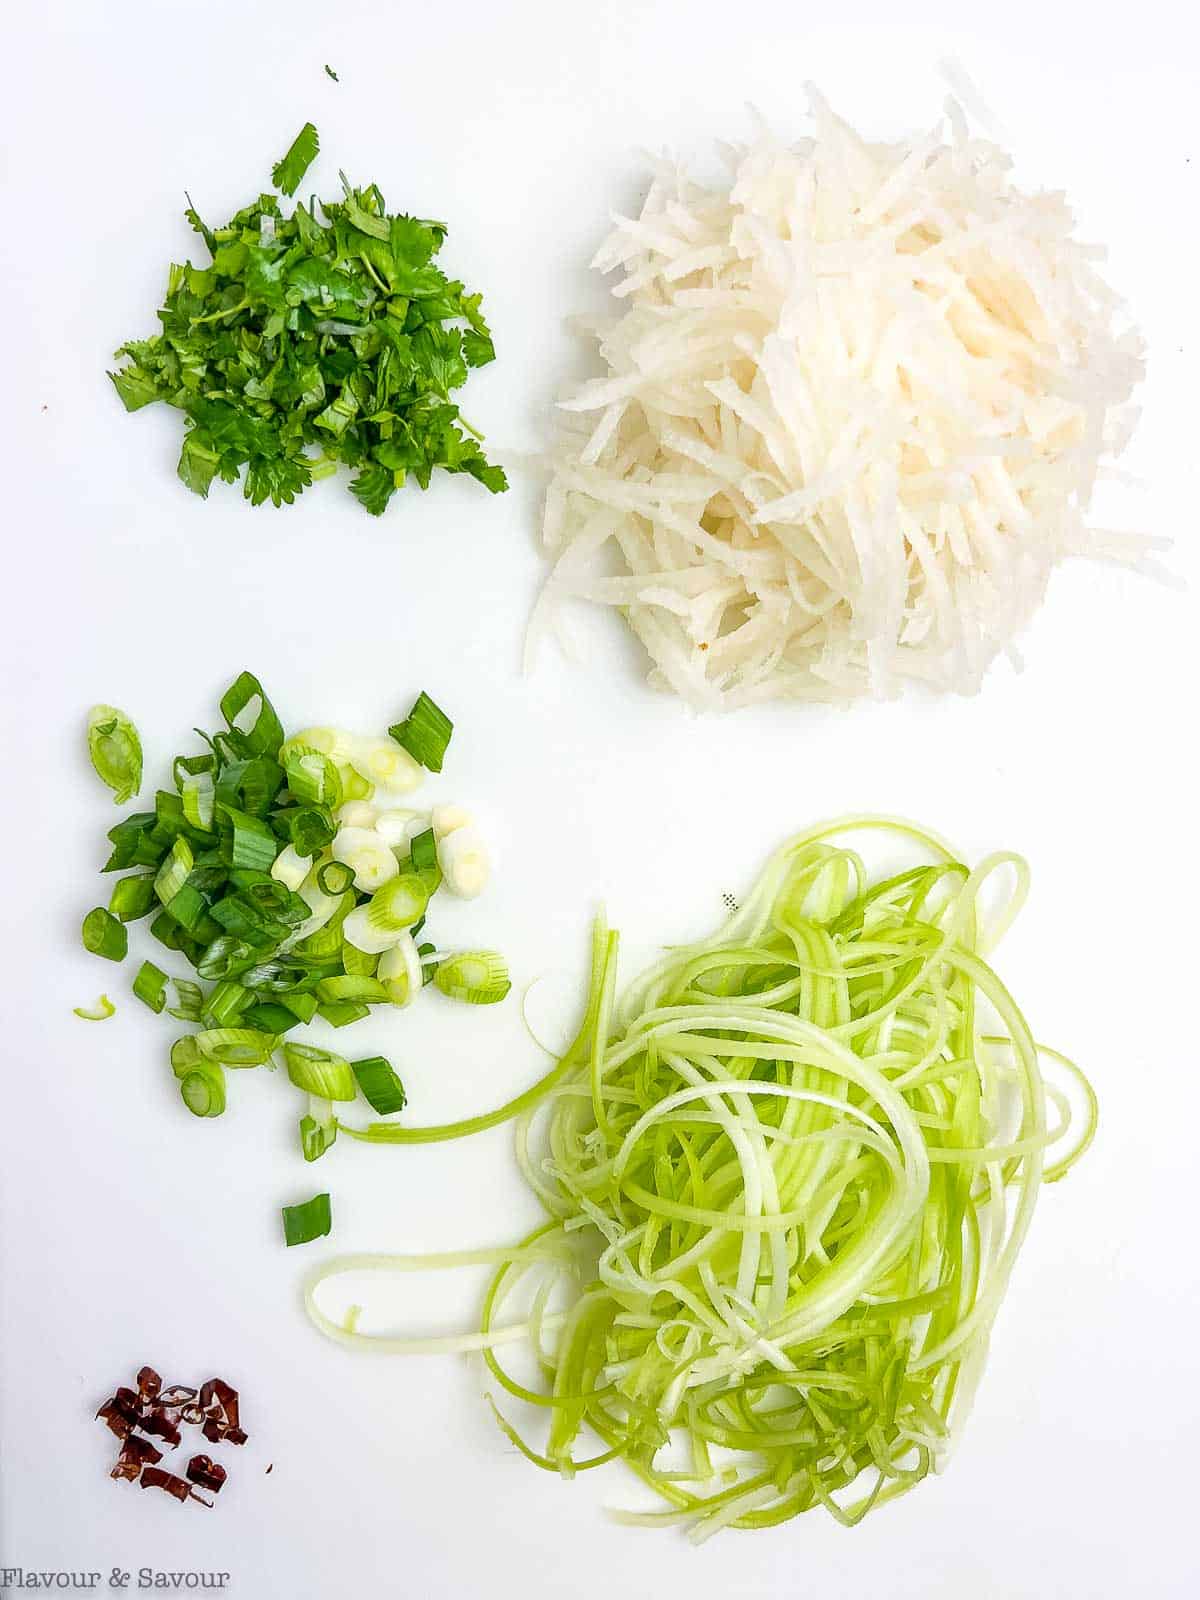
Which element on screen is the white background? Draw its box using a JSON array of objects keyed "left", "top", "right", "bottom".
[{"left": 2, "top": 2, "right": 1198, "bottom": 1595}]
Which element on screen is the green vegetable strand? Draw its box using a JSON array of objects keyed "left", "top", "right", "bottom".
[{"left": 305, "top": 817, "right": 1098, "bottom": 1537}]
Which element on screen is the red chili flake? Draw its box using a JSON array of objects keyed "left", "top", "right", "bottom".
[
  {"left": 139, "top": 1409, "right": 182, "bottom": 1449},
  {"left": 96, "top": 1393, "right": 140, "bottom": 1441},
  {"left": 136, "top": 1367, "right": 163, "bottom": 1402},
  {"left": 265, "top": 1464, "right": 274, "bottom": 1475},
  {"left": 185, "top": 1455, "right": 227, "bottom": 1494},
  {"left": 111, "top": 1435, "right": 163, "bottom": 1483},
  {"left": 180, "top": 1403, "right": 204, "bottom": 1427},
  {"left": 197, "top": 1378, "right": 245, "bottom": 1445},
  {"left": 158, "top": 1385, "right": 198, "bottom": 1407},
  {"left": 140, "top": 1467, "right": 211, "bottom": 1506}
]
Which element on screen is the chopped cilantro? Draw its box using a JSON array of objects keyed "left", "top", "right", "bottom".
[{"left": 109, "top": 126, "right": 506, "bottom": 515}]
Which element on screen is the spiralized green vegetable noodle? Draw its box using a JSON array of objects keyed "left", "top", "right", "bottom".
[{"left": 306, "top": 818, "right": 1097, "bottom": 1537}]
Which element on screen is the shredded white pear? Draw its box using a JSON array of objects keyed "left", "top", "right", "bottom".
[{"left": 534, "top": 87, "right": 1151, "bottom": 709}]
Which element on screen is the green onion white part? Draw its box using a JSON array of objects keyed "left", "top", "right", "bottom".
[
  {"left": 438, "top": 826, "right": 489, "bottom": 899},
  {"left": 332, "top": 826, "right": 401, "bottom": 892},
  {"left": 74, "top": 994, "right": 116, "bottom": 1021},
  {"left": 378, "top": 935, "right": 422, "bottom": 1007},
  {"left": 349, "top": 737, "right": 424, "bottom": 795},
  {"left": 305, "top": 817, "right": 1096, "bottom": 1535}
]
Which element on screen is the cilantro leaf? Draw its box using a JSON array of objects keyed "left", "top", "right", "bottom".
[
  {"left": 349, "top": 463, "right": 397, "bottom": 516},
  {"left": 272, "top": 123, "right": 320, "bottom": 198}
]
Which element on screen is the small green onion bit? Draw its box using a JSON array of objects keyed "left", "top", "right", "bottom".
[
  {"left": 180, "top": 1061, "right": 226, "bottom": 1118},
  {"left": 74, "top": 995, "right": 116, "bottom": 1021},
  {"left": 132, "top": 960, "right": 169, "bottom": 1014},
  {"left": 87, "top": 704, "right": 143, "bottom": 805},
  {"left": 434, "top": 950, "right": 511, "bottom": 1005},
  {"left": 82, "top": 907, "right": 128, "bottom": 962},
  {"left": 388, "top": 691, "right": 453, "bottom": 774},
  {"left": 282, "top": 1191, "right": 332, "bottom": 1247},
  {"left": 351, "top": 1056, "right": 407, "bottom": 1116}
]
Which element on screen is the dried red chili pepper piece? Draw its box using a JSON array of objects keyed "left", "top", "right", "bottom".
[
  {"left": 96, "top": 1392, "right": 140, "bottom": 1441},
  {"left": 138, "top": 1408, "right": 182, "bottom": 1449},
  {"left": 197, "top": 1378, "right": 245, "bottom": 1445},
  {"left": 158, "top": 1384, "right": 198, "bottom": 1407},
  {"left": 140, "top": 1466, "right": 211, "bottom": 1506},
  {"left": 111, "top": 1435, "right": 163, "bottom": 1482},
  {"left": 136, "top": 1367, "right": 162, "bottom": 1402},
  {"left": 185, "top": 1455, "right": 227, "bottom": 1494}
]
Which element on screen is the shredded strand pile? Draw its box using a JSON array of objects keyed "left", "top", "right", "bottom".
[
  {"left": 306, "top": 818, "right": 1095, "bottom": 1536},
  {"left": 533, "top": 90, "right": 1149, "bottom": 708}
]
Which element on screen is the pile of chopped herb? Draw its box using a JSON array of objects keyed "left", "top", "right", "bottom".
[
  {"left": 109, "top": 122, "right": 506, "bottom": 515},
  {"left": 80, "top": 671, "right": 510, "bottom": 1170}
]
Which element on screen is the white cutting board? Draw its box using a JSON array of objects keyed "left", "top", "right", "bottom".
[{"left": 2, "top": 2, "right": 1197, "bottom": 1596}]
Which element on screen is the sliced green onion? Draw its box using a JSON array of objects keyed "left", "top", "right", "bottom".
[
  {"left": 378, "top": 935, "right": 422, "bottom": 1007},
  {"left": 281, "top": 990, "right": 320, "bottom": 1025},
  {"left": 417, "top": 941, "right": 438, "bottom": 986},
  {"left": 166, "top": 978, "right": 205, "bottom": 1022},
  {"left": 196, "top": 935, "right": 256, "bottom": 981},
  {"left": 219, "top": 806, "right": 280, "bottom": 871},
  {"left": 281, "top": 726, "right": 354, "bottom": 765},
  {"left": 152, "top": 788, "right": 210, "bottom": 845},
  {"left": 283, "top": 1042, "right": 357, "bottom": 1100},
  {"left": 109, "top": 874, "right": 157, "bottom": 922},
  {"left": 341, "top": 942, "right": 379, "bottom": 977},
  {"left": 315, "top": 974, "right": 389, "bottom": 1005},
  {"left": 331, "top": 825, "right": 400, "bottom": 892},
  {"left": 364, "top": 872, "right": 429, "bottom": 934},
  {"left": 270, "top": 843, "right": 312, "bottom": 893},
  {"left": 317, "top": 1000, "right": 370, "bottom": 1028},
  {"left": 408, "top": 827, "right": 438, "bottom": 873},
  {"left": 154, "top": 836, "right": 194, "bottom": 905},
  {"left": 348, "top": 736, "right": 423, "bottom": 795},
  {"left": 336, "top": 765, "right": 375, "bottom": 803},
  {"left": 285, "top": 747, "right": 343, "bottom": 809},
  {"left": 351, "top": 1055, "right": 407, "bottom": 1115},
  {"left": 341, "top": 905, "right": 406, "bottom": 957},
  {"left": 180, "top": 769, "right": 215, "bottom": 829},
  {"left": 161, "top": 884, "right": 212, "bottom": 936},
  {"left": 170, "top": 1035, "right": 203, "bottom": 1075},
  {"left": 300, "top": 1112, "right": 338, "bottom": 1162},
  {"left": 291, "top": 890, "right": 354, "bottom": 961},
  {"left": 316, "top": 859, "right": 355, "bottom": 896},
  {"left": 132, "top": 960, "right": 168, "bottom": 1013},
  {"left": 220, "top": 670, "right": 284, "bottom": 757},
  {"left": 195, "top": 1027, "right": 277, "bottom": 1066},
  {"left": 388, "top": 691, "right": 453, "bottom": 773},
  {"left": 434, "top": 950, "right": 511, "bottom": 1005},
  {"left": 204, "top": 980, "right": 252, "bottom": 1027},
  {"left": 74, "top": 994, "right": 116, "bottom": 1021},
  {"left": 82, "top": 907, "right": 128, "bottom": 962},
  {"left": 282, "top": 1191, "right": 331, "bottom": 1247},
  {"left": 289, "top": 805, "right": 336, "bottom": 857},
  {"left": 87, "top": 704, "right": 143, "bottom": 805},
  {"left": 103, "top": 812, "right": 161, "bottom": 872},
  {"left": 244, "top": 1000, "right": 305, "bottom": 1033},
  {"left": 180, "top": 1061, "right": 226, "bottom": 1118},
  {"left": 214, "top": 754, "right": 284, "bottom": 818}
]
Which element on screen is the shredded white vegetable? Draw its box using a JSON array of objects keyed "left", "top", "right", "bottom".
[{"left": 534, "top": 87, "right": 1150, "bottom": 709}]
